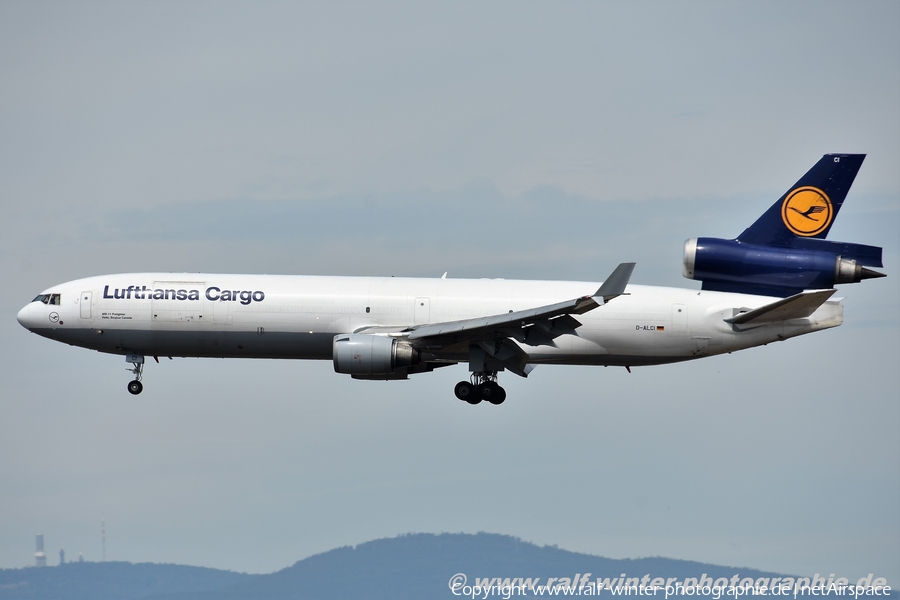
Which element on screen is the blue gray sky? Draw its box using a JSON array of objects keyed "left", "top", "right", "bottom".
[{"left": 1, "top": 0, "right": 898, "bottom": 583}]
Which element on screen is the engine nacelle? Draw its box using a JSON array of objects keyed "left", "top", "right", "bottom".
[
  {"left": 684, "top": 237, "right": 884, "bottom": 297},
  {"left": 332, "top": 334, "right": 420, "bottom": 376}
]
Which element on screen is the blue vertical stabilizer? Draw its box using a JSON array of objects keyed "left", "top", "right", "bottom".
[{"left": 737, "top": 154, "right": 865, "bottom": 247}]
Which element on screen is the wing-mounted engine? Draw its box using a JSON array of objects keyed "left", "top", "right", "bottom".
[
  {"left": 682, "top": 153, "right": 886, "bottom": 298},
  {"left": 332, "top": 334, "right": 421, "bottom": 379}
]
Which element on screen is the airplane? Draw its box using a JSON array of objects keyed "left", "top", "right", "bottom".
[{"left": 17, "top": 154, "right": 885, "bottom": 404}]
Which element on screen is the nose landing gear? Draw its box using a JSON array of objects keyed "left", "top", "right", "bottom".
[
  {"left": 126, "top": 354, "right": 144, "bottom": 395},
  {"left": 454, "top": 372, "right": 506, "bottom": 405}
]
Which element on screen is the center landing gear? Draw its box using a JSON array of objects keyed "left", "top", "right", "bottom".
[
  {"left": 454, "top": 372, "right": 506, "bottom": 405},
  {"left": 126, "top": 354, "right": 144, "bottom": 395}
]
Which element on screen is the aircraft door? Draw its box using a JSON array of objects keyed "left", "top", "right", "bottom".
[
  {"left": 80, "top": 291, "right": 92, "bottom": 319},
  {"left": 668, "top": 303, "right": 688, "bottom": 336},
  {"left": 414, "top": 297, "right": 430, "bottom": 324}
]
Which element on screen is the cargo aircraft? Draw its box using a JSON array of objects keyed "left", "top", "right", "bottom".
[{"left": 17, "top": 155, "right": 885, "bottom": 404}]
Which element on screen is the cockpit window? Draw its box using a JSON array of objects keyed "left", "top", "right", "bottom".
[{"left": 32, "top": 294, "right": 61, "bottom": 305}]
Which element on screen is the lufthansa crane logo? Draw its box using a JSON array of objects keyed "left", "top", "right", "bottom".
[{"left": 781, "top": 186, "right": 833, "bottom": 236}]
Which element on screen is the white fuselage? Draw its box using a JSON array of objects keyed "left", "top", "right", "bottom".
[{"left": 16, "top": 273, "right": 843, "bottom": 369}]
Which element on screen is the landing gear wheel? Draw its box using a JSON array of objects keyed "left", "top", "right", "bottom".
[
  {"left": 485, "top": 384, "right": 506, "bottom": 405},
  {"left": 126, "top": 355, "right": 145, "bottom": 396},
  {"left": 479, "top": 382, "right": 501, "bottom": 403},
  {"left": 454, "top": 381, "right": 480, "bottom": 404}
]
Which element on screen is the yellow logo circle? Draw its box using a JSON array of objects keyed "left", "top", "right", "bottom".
[{"left": 781, "top": 186, "right": 833, "bottom": 236}]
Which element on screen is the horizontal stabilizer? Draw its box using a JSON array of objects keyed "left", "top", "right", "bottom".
[{"left": 724, "top": 289, "right": 837, "bottom": 327}]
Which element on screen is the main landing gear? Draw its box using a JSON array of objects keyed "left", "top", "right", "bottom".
[
  {"left": 454, "top": 372, "right": 506, "bottom": 405},
  {"left": 126, "top": 354, "right": 144, "bottom": 395}
]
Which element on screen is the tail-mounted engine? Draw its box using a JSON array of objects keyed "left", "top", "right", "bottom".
[
  {"left": 333, "top": 334, "right": 420, "bottom": 379},
  {"left": 683, "top": 237, "right": 884, "bottom": 297},
  {"left": 681, "top": 154, "right": 886, "bottom": 297}
]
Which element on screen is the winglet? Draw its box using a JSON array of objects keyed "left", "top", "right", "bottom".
[{"left": 593, "top": 262, "right": 636, "bottom": 303}]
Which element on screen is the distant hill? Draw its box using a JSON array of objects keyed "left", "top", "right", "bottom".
[
  {"left": 2, "top": 532, "right": 875, "bottom": 600},
  {"left": 0, "top": 561, "right": 251, "bottom": 600}
]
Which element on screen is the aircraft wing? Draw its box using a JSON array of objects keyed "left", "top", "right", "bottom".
[
  {"left": 408, "top": 262, "right": 634, "bottom": 345},
  {"left": 724, "top": 289, "right": 837, "bottom": 330},
  {"left": 402, "top": 263, "right": 635, "bottom": 376}
]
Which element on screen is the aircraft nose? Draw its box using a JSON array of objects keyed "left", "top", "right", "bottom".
[{"left": 17, "top": 303, "right": 41, "bottom": 331}]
